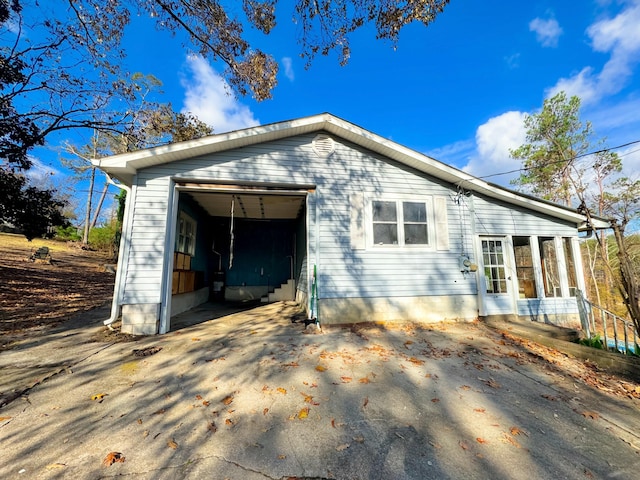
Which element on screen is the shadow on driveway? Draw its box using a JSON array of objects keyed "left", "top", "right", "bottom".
[{"left": 1, "top": 302, "right": 639, "bottom": 479}]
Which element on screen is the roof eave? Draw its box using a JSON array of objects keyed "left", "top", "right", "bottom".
[{"left": 92, "top": 113, "right": 600, "bottom": 229}]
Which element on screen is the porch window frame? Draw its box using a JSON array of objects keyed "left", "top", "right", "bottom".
[{"left": 176, "top": 210, "right": 197, "bottom": 256}]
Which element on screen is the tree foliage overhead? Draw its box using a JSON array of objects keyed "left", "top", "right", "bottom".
[
  {"left": 1, "top": 0, "right": 450, "bottom": 167},
  {"left": 510, "top": 92, "right": 593, "bottom": 206},
  {"left": 1, "top": 0, "right": 449, "bottom": 238}
]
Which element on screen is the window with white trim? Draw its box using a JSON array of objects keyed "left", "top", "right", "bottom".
[
  {"left": 176, "top": 211, "right": 196, "bottom": 256},
  {"left": 371, "top": 199, "right": 429, "bottom": 246}
]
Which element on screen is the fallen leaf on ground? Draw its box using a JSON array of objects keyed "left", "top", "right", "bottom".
[
  {"left": 578, "top": 410, "right": 600, "bottom": 420},
  {"left": 222, "top": 395, "right": 234, "bottom": 405},
  {"left": 90, "top": 393, "right": 107, "bottom": 402},
  {"left": 167, "top": 439, "right": 178, "bottom": 449},
  {"left": 263, "top": 408, "right": 269, "bottom": 415},
  {"left": 102, "top": 452, "right": 125, "bottom": 467},
  {"left": 502, "top": 433, "right": 522, "bottom": 448},
  {"left": 510, "top": 426, "right": 528, "bottom": 436},
  {"left": 474, "top": 408, "right": 486, "bottom": 413},
  {"left": 46, "top": 463, "right": 66, "bottom": 470},
  {"left": 315, "top": 365, "right": 327, "bottom": 372},
  {"left": 431, "top": 398, "right": 440, "bottom": 403},
  {"left": 202, "top": 400, "right": 210, "bottom": 406},
  {"left": 340, "top": 376, "right": 352, "bottom": 383},
  {"left": 225, "top": 418, "right": 234, "bottom": 426},
  {"left": 0, "top": 416, "right": 12, "bottom": 421},
  {"left": 298, "top": 407, "right": 310, "bottom": 419},
  {"left": 277, "top": 387, "right": 287, "bottom": 395},
  {"left": 363, "top": 397, "right": 369, "bottom": 407},
  {"left": 459, "top": 440, "right": 469, "bottom": 451},
  {"left": 331, "top": 418, "right": 336, "bottom": 428},
  {"left": 476, "top": 437, "right": 488, "bottom": 444},
  {"left": 278, "top": 454, "right": 286, "bottom": 459},
  {"left": 336, "top": 443, "right": 350, "bottom": 451},
  {"left": 207, "top": 422, "right": 217, "bottom": 433},
  {"left": 408, "top": 357, "right": 424, "bottom": 366},
  {"left": 191, "top": 338, "right": 200, "bottom": 341},
  {"left": 195, "top": 394, "right": 202, "bottom": 400},
  {"left": 460, "top": 385, "right": 471, "bottom": 390},
  {"left": 284, "top": 362, "right": 299, "bottom": 367},
  {"left": 481, "top": 378, "right": 501, "bottom": 389},
  {"left": 153, "top": 408, "right": 166, "bottom": 415},
  {"left": 358, "top": 377, "right": 370, "bottom": 384}
]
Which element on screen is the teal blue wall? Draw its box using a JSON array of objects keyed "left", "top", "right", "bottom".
[{"left": 218, "top": 219, "right": 296, "bottom": 288}]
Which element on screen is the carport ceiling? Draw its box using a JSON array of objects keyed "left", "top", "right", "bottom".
[{"left": 188, "top": 192, "right": 305, "bottom": 220}]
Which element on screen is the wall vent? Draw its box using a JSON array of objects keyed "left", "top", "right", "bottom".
[{"left": 312, "top": 134, "right": 335, "bottom": 158}]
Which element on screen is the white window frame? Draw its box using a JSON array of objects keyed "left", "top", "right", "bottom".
[
  {"left": 176, "top": 211, "right": 196, "bottom": 256},
  {"left": 366, "top": 196, "right": 434, "bottom": 248}
]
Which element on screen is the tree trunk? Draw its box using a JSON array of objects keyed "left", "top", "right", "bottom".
[
  {"left": 82, "top": 166, "right": 96, "bottom": 245},
  {"left": 611, "top": 221, "right": 640, "bottom": 336},
  {"left": 90, "top": 180, "right": 109, "bottom": 230},
  {"left": 584, "top": 241, "right": 602, "bottom": 307}
]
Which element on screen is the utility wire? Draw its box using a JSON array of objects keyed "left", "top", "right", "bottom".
[{"left": 476, "top": 139, "right": 640, "bottom": 181}]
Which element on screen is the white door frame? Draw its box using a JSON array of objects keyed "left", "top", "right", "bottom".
[{"left": 476, "top": 235, "right": 518, "bottom": 317}]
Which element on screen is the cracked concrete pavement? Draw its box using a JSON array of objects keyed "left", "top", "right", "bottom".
[{"left": 1, "top": 301, "right": 639, "bottom": 479}]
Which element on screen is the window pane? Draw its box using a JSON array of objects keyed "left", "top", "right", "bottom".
[
  {"left": 404, "top": 224, "right": 428, "bottom": 244},
  {"left": 373, "top": 201, "right": 397, "bottom": 222},
  {"left": 563, "top": 238, "right": 578, "bottom": 296},
  {"left": 403, "top": 202, "right": 426, "bottom": 222},
  {"left": 539, "top": 237, "right": 559, "bottom": 297},
  {"left": 373, "top": 224, "right": 398, "bottom": 245},
  {"left": 514, "top": 236, "right": 537, "bottom": 298},
  {"left": 482, "top": 239, "right": 508, "bottom": 294}
]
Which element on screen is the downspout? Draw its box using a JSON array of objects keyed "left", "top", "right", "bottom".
[{"left": 104, "top": 175, "right": 133, "bottom": 328}]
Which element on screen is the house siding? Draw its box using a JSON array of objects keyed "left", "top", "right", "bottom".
[
  {"left": 119, "top": 131, "right": 582, "bottom": 328},
  {"left": 121, "top": 175, "right": 171, "bottom": 304}
]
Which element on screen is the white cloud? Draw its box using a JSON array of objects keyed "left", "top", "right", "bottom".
[
  {"left": 25, "top": 156, "right": 62, "bottom": 184},
  {"left": 547, "top": 66, "right": 599, "bottom": 104},
  {"left": 529, "top": 17, "right": 563, "bottom": 47},
  {"left": 504, "top": 52, "right": 521, "bottom": 69},
  {"left": 181, "top": 55, "right": 259, "bottom": 133},
  {"left": 461, "top": 111, "right": 528, "bottom": 185},
  {"left": 547, "top": 1, "right": 640, "bottom": 104},
  {"left": 282, "top": 57, "right": 295, "bottom": 81}
]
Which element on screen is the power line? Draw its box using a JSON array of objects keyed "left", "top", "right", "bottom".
[{"left": 476, "top": 138, "right": 640, "bottom": 181}]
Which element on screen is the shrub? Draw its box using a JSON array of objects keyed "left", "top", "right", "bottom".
[
  {"left": 89, "top": 225, "right": 117, "bottom": 252},
  {"left": 55, "top": 225, "right": 81, "bottom": 241}
]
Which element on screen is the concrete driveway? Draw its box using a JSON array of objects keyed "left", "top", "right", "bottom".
[{"left": 1, "top": 301, "right": 639, "bottom": 479}]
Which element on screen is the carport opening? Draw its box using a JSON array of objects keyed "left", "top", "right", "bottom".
[{"left": 170, "top": 183, "right": 310, "bottom": 323}]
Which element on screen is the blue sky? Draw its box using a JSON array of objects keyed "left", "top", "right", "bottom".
[{"left": 30, "top": 0, "right": 640, "bottom": 219}]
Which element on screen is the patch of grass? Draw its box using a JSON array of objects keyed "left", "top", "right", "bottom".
[{"left": 578, "top": 335, "right": 604, "bottom": 350}]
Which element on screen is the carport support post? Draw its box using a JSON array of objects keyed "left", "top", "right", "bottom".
[{"left": 159, "top": 180, "right": 179, "bottom": 334}]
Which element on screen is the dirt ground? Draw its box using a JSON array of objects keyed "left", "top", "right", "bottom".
[{"left": 0, "top": 233, "right": 115, "bottom": 350}]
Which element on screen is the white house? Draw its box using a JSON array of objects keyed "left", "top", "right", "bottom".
[{"left": 93, "top": 113, "right": 607, "bottom": 335}]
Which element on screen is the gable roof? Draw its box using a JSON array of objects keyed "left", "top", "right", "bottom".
[{"left": 93, "top": 112, "right": 608, "bottom": 230}]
